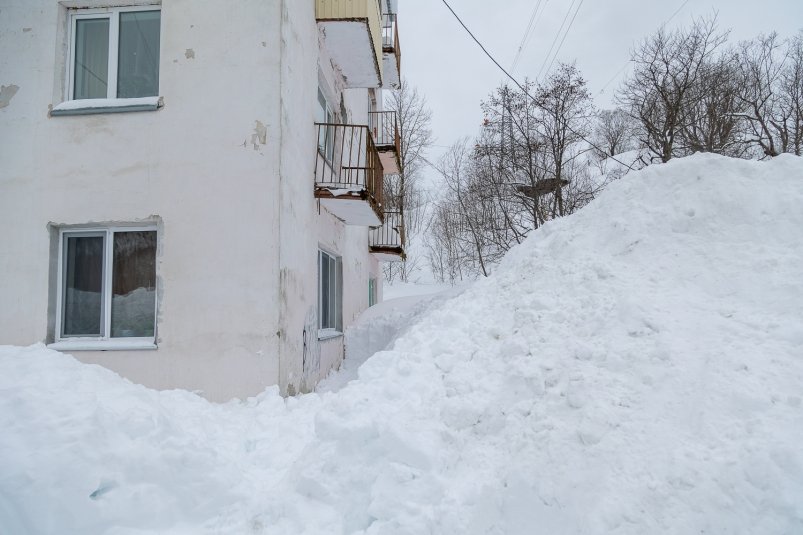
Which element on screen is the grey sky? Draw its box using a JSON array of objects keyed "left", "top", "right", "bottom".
[{"left": 400, "top": 0, "right": 803, "bottom": 159}]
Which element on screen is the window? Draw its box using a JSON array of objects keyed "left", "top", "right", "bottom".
[
  {"left": 318, "top": 250, "right": 342, "bottom": 335},
  {"left": 317, "top": 88, "right": 335, "bottom": 162},
  {"left": 368, "top": 278, "right": 377, "bottom": 307},
  {"left": 68, "top": 6, "right": 161, "bottom": 100},
  {"left": 55, "top": 227, "right": 157, "bottom": 348}
]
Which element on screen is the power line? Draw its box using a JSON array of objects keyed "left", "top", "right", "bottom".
[
  {"left": 535, "top": 0, "right": 578, "bottom": 81},
  {"left": 663, "top": 0, "right": 692, "bottom": 27},
  {"left": 597, "top": 0, "right": 691, "bottom": 95},
  {"left": 521, "top": 0, "right": 550, "bottom": 57},
  {"left": 543, "top": 0, "right": 585, "bottom": 80},
  {"left": 439, "top": 0, "right": 636, "bottom": 171},
  {"left": 511, "top": 0, "right": 544, "bottom": 72}
]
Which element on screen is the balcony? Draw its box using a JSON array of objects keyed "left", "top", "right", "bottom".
[
  {"left": 316, "top": 0, "right": 383, "bottom": 88},
  {"left": 368, "top": 111, "right": 401, "bottom": 174},
  {"left": 315, "top": 123, "right": 384, "bottom": 227},
  {"left": 370, "top": 210, "right": 406, "bottom": 261},
  {"left": 381, "top": 8, "right": 401, "bottom": 88}
]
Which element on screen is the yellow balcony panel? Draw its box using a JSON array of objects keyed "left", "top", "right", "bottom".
[{"left": 316, "top": 0, "right": 383, "bottom": 88}]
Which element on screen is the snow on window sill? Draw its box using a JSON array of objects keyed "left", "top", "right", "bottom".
[
  {"left": 47, "top": 339, "right": 157, "bottom": 352},
  {"left": 318, "top": 329, "right": 343, "bottom": 341},
  {"left": 50, "top": 96, "right": 163, "bottom": 117}
]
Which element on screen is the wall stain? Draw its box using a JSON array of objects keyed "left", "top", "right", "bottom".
[
  {"left": 251, "top": 120, "right": 267, "bottom": 150},
  {"left": 184, "top": 48, "right": 195, "bottom": 59},
  {"left": 22, "top": 28, "right": 31, "bottom": 33},
  {"left": 0, "top": 84, "right": 19, "bottom": 108}
]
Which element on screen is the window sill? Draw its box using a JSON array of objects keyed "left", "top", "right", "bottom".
[
  {"left": 318, "top": 329, "right": 343, "bottom": 341},
  {"left": 47, "top": 339, "right": 157, "bottom": 352},
  {"left": 50, "top": 96, "right": 163, "bottom": 117}
]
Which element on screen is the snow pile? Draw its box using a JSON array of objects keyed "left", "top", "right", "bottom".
[
  {"left": 587, "top": 148, "right": 650, "bottom": 188},
  {"left": 0, "top": 345, "right": 323, "bottom": 534},
  {"left": 2, "top": 154, "right": 803, "bottom": 534},
  {"left": 318, "top": 285, "right": 463, "bottom": 393}
]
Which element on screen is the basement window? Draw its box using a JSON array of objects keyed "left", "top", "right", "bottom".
[
  {"left": 50, "top": 227, "right": 158, "bottom": 350},
  {"left": 52, "top": 6, "right": 162, "bottom": 116}
]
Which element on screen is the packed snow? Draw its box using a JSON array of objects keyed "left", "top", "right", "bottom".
[{"left": 2, "top": 153, "right": 802, "bottom": 534}]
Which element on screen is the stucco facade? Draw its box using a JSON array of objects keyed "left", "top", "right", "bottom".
[{"left": 0, "top": 0, "right": 400, "bottom": 401}]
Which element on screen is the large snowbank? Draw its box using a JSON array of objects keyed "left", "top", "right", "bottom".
[
  {"left": 318, "top": 285, "right": 464, "bottom": 393},
  {"left": 2, "top": 154, "right": 802, "bottom": 534}
]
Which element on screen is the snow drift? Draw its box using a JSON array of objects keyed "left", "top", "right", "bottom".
[{"left": 1, "top": 154, "right": 802, "bottom": 534}]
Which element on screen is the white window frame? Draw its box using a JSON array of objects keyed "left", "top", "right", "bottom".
[
  {"left": 318, "top": 249, "right": 343, "bottom": 339},
  {"left": 50, "top": 225, "right": 158, "bottom": 351},
  {"left": 65, "top": 4, "right": 161, "bottom": 102}
]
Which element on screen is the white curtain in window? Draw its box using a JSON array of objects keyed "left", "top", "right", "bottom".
[
  {"left": 73, "top": 18, "right": 109, "bottom": 99},
  {"left": 62, "top": 235, "right": 105, "bottom": 336}
]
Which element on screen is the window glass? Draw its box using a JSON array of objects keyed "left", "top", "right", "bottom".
[
  {"left": 317, "top": 89, "right": 335, "bottom": 161},
  {"left": 329, "top": 255, "right": 337, "bottom": 327},
  {"left": 111, "top": 231, "right": 157, "bottom": 337},
  {"left": 335, "top": 258, "right": 342, "bottom": 329},
  {"left": 320, "top": 252, "right": 330, "bottom": 328},
  {"left": 74, "top": 18, "right": 110, "bottom": 99},
  {"left": 117, "top": 10, "right": 161, "bottom": 98},
  {"left": 319, "top": 251, "right": 343, "bottom": 331},
  {"left": 58, "top": 228, "right": 157, "bottom": 342},
  {"left": 63, "top": 235, "right": 104, "bottom": 336},
  {"left": 316, "top": 89, "right": 328, "bottom": 124}
]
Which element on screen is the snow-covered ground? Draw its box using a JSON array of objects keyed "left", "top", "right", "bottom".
[
  {"left": 318, "top": 284, "right": 464, "bottom": 393},
  {"left": 2, "top": 153, "right": 802, "bottom": 534}
]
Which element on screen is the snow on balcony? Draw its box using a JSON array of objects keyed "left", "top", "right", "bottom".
[
  {"left": 316, "top": 0, "right": 383, "bottom": 88},
  {"left": 315, "top": 123, "right": 384, "bottom": 226}
]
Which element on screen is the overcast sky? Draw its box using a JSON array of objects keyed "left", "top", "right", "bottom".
[{"left": 400, "top": 0, "right": 803, "bottom": 161}]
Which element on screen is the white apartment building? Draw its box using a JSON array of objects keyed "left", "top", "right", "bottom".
[{"left": 0, "top": 0, "right": 405, "bottom": 401}]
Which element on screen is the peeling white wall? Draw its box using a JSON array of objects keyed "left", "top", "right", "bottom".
[{"left": 0, "top": 0, "right": 384, "bottom": 401}]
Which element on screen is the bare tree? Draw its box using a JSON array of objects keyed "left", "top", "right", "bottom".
[
  {"left": 427, "top": 140, "right": 492, "bottom": 280},
  {"left": 618, "top": 17, "right": 728, "bottom": 162},
  {"left": 733, "top": 33, "right": 790, "bottom": 157},
  {"left": 592, "top": 108, "right": 638, "bottom": 159},
  {"left": 382, "top": 80, "right": 433, "bottom": 283},
  {"left": 780, "top": 31, "right": 803, "bottom": 155},
  {"left": 678, "top": 51, "right": 748, "bottom": 156},
  {"left": 426, "top": 65, "right": 596, "bottom": 282},
  {"left": 536, "top": 64, "right": 594, "bottom": 217}
]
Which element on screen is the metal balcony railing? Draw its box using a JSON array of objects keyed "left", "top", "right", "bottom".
[
  {"left": 381, "top": 12, "right": 401, "bottom": 77},
  {"left": 368, "top": 111, "right": 400, "bottom": 152},
  {"left": 314, "top": 123, "right": 384, "bottom": 211},
  {"left": 382, "top": 12, "right": 400, "bottom": 53},
  {"left": 370, "top": 210, "right": 405, "bottom": 258}
]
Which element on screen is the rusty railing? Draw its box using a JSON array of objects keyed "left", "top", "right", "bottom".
[
  {"left": 314, "top": 123, "right": 384, "bottom": 208},
  {"left": 368, "top": 111, "right": 400, "bottom": 154},
  {"left": 369, "top": 210, "right": 405, "bottom": 250}
]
